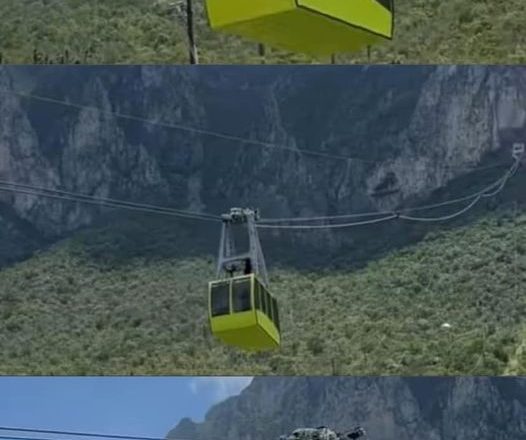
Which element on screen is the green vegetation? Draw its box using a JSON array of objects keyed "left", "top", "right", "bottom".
[
  {"left": 1, "top": 0, "right": 525, "bottom": 64},
  {"left": 1, "top": 209, "right": 524, "bottom": 375}
]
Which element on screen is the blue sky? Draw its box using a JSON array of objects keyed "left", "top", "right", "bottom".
[{"left": 0, "top": 377, "right": 253, "bottom": 438}]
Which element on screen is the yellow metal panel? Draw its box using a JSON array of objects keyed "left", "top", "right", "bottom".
[
  {"left": 210, "top": 312, "right": 280, "bottom": 350},
  {"left": 208, "top": 274, "right": 280, "bottom": 351},
  {"left": 210, "top": 310, "right": 256, "bottom": 332},
  {"left": 215, "top": 324, "right": 278, "bottom": 350},
  {"left": 206, "top": 0, "right": 296, "bottom": 28},
  {"left": 205, "top": 0, "right": 393, "bottom": 55},
  {"left": 299, "top": 0, "right": 392, "bottom": 38},
  {"left": 256, "top": 310, "right": 281, "bottom": 345},
  {"left": 226, "top": 9, "right": 382, "bottom": 55}
]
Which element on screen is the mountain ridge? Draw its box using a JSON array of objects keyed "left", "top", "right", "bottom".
[
  {"left": 167, "top": 377, "right": 526, "bottom": 440},
  {"left": 0, "top": 65, "right": 525, "bottom": 375}
]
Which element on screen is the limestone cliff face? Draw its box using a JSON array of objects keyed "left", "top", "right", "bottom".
[
  {"left": 0, "top": 66, "right": 206, "bottom": 236},
  {"left": 368, "top": 66, "right": 526, "bottom": 210},
  {"left": 0, "top": 65, "right": 525, "bottom": 248},
  {"left": 167, "top": 377, "right": 526, "bottom": 440}
]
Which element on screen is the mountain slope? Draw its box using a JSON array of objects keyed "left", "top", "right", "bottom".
[
  {"left": 1, "top": 65, "right": 525, "bottom": 243},
  {"left": 1, "top": 210, "right": 524, "bottom": 375},
  {"left": 0, "top": 65, "right": 525, "bottom": 375},
  {"left": 0, "top": 0, "right": 525, "bottom": 64},
  {"left": 167, "top": 377, "right": 526, "bottom": 440}
]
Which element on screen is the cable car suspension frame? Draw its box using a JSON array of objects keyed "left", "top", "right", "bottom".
[
  {"left": 216, "top": 207, "right": 269, "bottom": 286},
  {"left": 209, "top": 207, "right": 280, "bottom": 351}
]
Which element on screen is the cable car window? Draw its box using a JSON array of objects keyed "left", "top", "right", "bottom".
[
  {"left": 272, "top": 296, "right": 280, "bottom": 330},
  {"left": 254, "top": 280, "right": 262, "bottom": 311},
  {"left": 211, "top": 281, "right": 230, "bottom": 316},
  {"left": 265, "top": 290, "right": 273, "bottom": 321},
  {"left": 259, "top": 285, "right": 265, "bottom": 314},
  {"left": 232, "top": 279, "right": 252, "bottom": 312},
  {"left": 261, "top": 286, "right": 269, "bottom": 317},
  {"left": 375, "top": 0, "right": 393, "bottom": 11}
]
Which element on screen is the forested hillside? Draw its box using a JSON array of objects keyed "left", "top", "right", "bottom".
[
  {"left": 1, "top": 0, "right": 525, "bottom": 64},
  {"left": 0, "top": 65, "right": 525, "bottom": 375}
]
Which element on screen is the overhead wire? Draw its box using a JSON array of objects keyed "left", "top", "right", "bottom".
[
  {"left": 0, "top": 87, "right": 511, "bottom": 171},
  {"left": 0, "top": 158, "right": 519, "bottom": 228},
  {"left": 0, "top": 427, "right": 187, "bottom": 440},
  {"left": 398, "top": 159, "right": 520, "bottom": 222},
  {"left": 256, "top": 158, "right": 521, "bottom": 229},
  {"left": 259, "top": 162, "right": 514, "bottom": 224},
  {"left": 0, "top": 435, "right": 71, "bottom": 440},
  {"left": 0, "top": 434, "right": 173, "bottom": 440},
  {"left": 397, "top": 194, "right": 483, "bottom": 223},
  {"left": 0, "top": 183, "right": 220, "bottom": 223},
  {"left": 258, "top": 213, "right": 399, "bottom": 230},
  {"left": 0, "top": 87, "right": 521, "bottom": 229},
  {"left": 0, "top": 180, "right": 220, "bottom": 221},
  {"left": 0, "top": 88, "right": 377, "bottom": 164}
]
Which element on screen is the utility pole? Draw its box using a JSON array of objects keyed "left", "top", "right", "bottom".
[
  {"left": 186, "top": 0, "right": 198, "bottom": 64},
  {"left": 172, "top": 0, "right": 199, "bottom": 64},
  {"left": 258, "top": 44, "right": 266, "bottom": 64}
]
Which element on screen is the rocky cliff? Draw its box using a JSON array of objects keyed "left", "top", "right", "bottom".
[
  {"left": 167, "top": 377, "right": 526, "bottom": 440},
  {"left": 0, "top": 65, "right": 525, "bottom": 263}
]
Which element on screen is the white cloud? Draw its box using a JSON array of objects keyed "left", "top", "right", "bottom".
[{"left": 188, "top": 377, "right": 253, "bottom": 403}]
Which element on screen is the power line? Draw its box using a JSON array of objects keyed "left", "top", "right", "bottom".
[
  {"left": 259, "top": 163, "right": 513, "bottom": 223},
  {"left": 0, "top": 180, "right": 220, "bottom": 221},
  {"left": 0, "top": 159, "right": 518, "bottom": 229},
  {"left": 392, "top": 160, "right": 518, "bottom": 223},
  {"left": 256, "top": 159, "right": 520, "bottom": 229},
  {"left": 397, "top": 195, "right": 482, "bottom": 223},
  {"left": 0, "top": 434, "right": 172, "bottom": 440},
  {"left": 260, "top": 213, "right": 399, "bottom": 230},
  {"left": 0, "top": 183, "right": 220, "bottom": 223},
  {"left": 260, "top": 209, "right": 395, "bottom": 223},
  {"left": 0, "top": 152, "right": 520, "bottom": 230},
  {"left": 0, "top": 88, "right": 510, "bottom": 171},
  {"left": 0, "top": 165, "right": 507, "bottom": 226},
  {"left": 0, "top": 428, "right": 187, "bottom": 440},
  {"left": 0, "top": 88, "right": 376, "bottom": 164},
  {"left": 0, "top": 435, "right": 60, "bottom": 440}
]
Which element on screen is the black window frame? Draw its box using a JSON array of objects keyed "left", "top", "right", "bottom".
[
  {"left": 261, "top": 285, "right": 269, "bottom": 317},
  {"left": 375, "top": 0, "right": 393, "bottom": 12},
  {"left": 265, "top": 290, "right": 273, "bottom": 322},
  {"left": 271, "top": 296, "right": 280, "bottom": 330},
  {"left": 232, "top": 278, "right": 252, "bottom": 313},
  {"left": 254, "top": 278, "right": 262, "bottom": 311},
  {"left": 210, "top": 281, "right": 231, "bottom": 317}
]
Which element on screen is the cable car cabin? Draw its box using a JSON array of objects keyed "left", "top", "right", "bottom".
[
  {"left": 205, "top": 0, "right": 394, "bottom": 56},
  {"left": 209, "top": 273, "right": 281, "bottom": 351}
]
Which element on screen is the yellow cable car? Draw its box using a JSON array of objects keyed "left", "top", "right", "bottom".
[
  {"left": 205, "top": 0, "right": 394, "bottom": 55},
  {"left": 209, "top": 273, "right": 280, "bottom": 350},
  {"left": 208, "top": 207, "right": 281, "bottom": 351}
]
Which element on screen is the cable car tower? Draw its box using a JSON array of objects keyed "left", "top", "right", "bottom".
[
  {"left": 209, "top": 208, "right": 281, "bottom": 351},
  {"left": 205, "top": 0, "right": 394, "bottom": 56}
]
